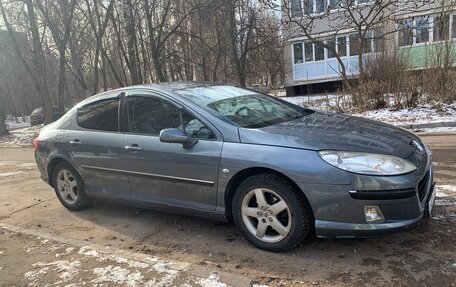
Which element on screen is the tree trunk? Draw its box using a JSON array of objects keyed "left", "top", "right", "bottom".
[
  {"left": 0, "top": 105, "right": 8, "bottom": 135},
  {"left": 123, "top": 0, "right": 141, "bottom": 84},
  {"left": 57, "top": 47, "right": 66, "bottom": 117}
]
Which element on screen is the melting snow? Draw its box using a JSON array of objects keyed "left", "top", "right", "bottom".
[
  {"left": 24, "top": 260, "right": 81, "bottom": 284},
  {"left": 279, "top": 94, "right": 456, "bottom": 128},
  {"left": 437, "top": 185, "right": 456, "bottom": 193},
  {"left": 196, "top": 272, "right": 229, "bottom": 287},
  {"left": 92, "top": 265, "right": 144, "bottom": 287},
  {"left": 435, "top": 199, "right": 456, "bottom": 206},
  {"left": 0, "top": 171, "right": 24, "bottom": 177},
  {"left": 0, "top": 125, "right": 42, "bottom": 147}
]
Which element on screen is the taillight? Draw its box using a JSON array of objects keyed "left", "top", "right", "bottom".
[{"left": 33, "top": 136, "right": 39, "bottom": 150}]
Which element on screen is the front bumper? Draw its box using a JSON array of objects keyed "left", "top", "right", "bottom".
[{"left": 298, "top": 163, "right": 435, "bottom": 238}]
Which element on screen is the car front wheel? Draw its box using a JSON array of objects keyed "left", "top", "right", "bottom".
[{"left": 232, "top": 174, "right": 313, "bottom": 252}]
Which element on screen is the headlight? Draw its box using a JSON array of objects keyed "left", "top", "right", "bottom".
[{"left": 318, "top": 151, "right": 417, "bottom": 175}]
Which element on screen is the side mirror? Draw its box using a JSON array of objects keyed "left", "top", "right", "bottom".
[{"left": 159, "top": 128, "right": 198, "bottom": 148}]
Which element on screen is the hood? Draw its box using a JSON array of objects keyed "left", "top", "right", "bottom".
[{"left": 238, "top": 111, "right": 419, "bottom": 158}]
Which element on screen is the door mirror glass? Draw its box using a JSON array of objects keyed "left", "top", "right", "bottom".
[{"left": 159, "top": 128, "right": 198, "bottom": 148}]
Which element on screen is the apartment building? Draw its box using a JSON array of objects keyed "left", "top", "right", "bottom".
[{"left": 283, "top": 0, "right": 456, "bottom": 95}]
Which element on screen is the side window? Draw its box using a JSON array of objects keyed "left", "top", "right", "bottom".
[
  {"left": 77, "top": 98, "right": 119, "bottom": 132},
  {"left": 127, "top": 96, "right": 215, "bottom": 140}
]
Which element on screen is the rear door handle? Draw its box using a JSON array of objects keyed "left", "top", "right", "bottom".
[
  {"left": 69, "top": 139, "right": 81, "bottom": 146},
  {"left": 125, "top": 144, "right": 142, "bottom": 152}
]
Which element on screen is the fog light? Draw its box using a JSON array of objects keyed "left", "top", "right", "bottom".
[{"left": 364, "top": 205, "right": 385, "bottom": 223}]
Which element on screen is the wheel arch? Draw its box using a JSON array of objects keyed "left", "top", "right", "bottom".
[
  {"left": 46, "top": 156, "right": 77, "bottom": 187},
  {"left": 224, "top": 167, "right": 314, "bottom": 222}
]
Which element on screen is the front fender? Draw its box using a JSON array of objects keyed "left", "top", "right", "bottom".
[{"left": 217, "top": 143, "right": 351, "bottom": 209}]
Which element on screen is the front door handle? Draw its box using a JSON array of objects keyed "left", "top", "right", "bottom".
[
  {"left": 69, "top": 139, "right": 81, "bottom": 146},
  {"left": 125, "top": 144, "right": 142, "bottom": 152}
]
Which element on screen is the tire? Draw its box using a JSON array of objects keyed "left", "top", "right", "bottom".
[
  {"left": 232, "top": 173, "right": 313, "bottom": 252},
  {"left": 52, "top": 161, "right": 92, "bottom": 211}
]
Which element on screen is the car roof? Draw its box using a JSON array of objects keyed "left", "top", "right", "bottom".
[
  {"left": 151, "top": 81, "right": 224, "bottom": 91},
  {"left": 78, "top": 81, "right": 228, "bottom": 106}
]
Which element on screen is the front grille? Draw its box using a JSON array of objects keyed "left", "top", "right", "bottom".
[
  {"left": 349, "top": 188, "right": 416, "bottom": 200},
  {"left": 417, "top": 171, "right": 430, "bottom": 202}
]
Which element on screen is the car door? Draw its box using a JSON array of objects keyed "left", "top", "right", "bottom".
[
  {"left": 68, "top": 93, "right": 131, "bottom": 198},
  {"left": 123, "top": 92, "right": 223, "bottom": 210}
]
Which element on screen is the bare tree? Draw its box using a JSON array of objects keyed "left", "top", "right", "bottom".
[{"left": 35, "top": 0, "right": 77, "bottom": 116}]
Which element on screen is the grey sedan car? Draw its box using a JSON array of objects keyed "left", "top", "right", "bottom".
[{"left": 34, "top": 82, "right": 436, "bottom": 251}]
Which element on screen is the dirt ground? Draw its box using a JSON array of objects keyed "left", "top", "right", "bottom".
[{"left": 0, "top": 134, "right": 455, "bottom": 286}]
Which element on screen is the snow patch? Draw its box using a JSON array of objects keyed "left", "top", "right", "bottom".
[
  {"left": 144, "top": 272, "right": 179, "bottom": 287},
  {"left": 280, "top": 95, "right": 456, "bottom": 130},
  {"left": 78, "top": 246, "right": 99, "bottom": 257},
  {"left": 24, "top": 260, "right": 81, "bottom": 284},
  {"left": 0, "top": 171, "right": 24, "bottom": 177},
  {"left": 79, "top": 246, "right": 152, "bottom": 269},
  {"left": 437, "top": 185, "right": 456, "bottom": 193},
  {"left": 0, "top": 125, "right": 42, "bottom": 148},
  {"left": 432, "top": 212, "right": 456, "bottom": 220},
  {"left": 5, "top": 116, "right": 31, "bottom": 130},
  {"left": 92, "top": 265, "right": 144, "bottom": 287},
  {"left": 436, "top": 185, "right": 456, "bottom": 200},
  {"left": 353, "top": 103, "right": 456, "bottom": 126},
  {"left": 196, "top": 272, "right": 229, "bottom": 287},
  {"left": 435, "top": 199, "right": 456, "bottom": 206},
  {"left": 416, "top": 127, "right": 456, "bottom": 134},
  {"left": 433, "top": 162, "right": 456, "bottom": 168}
]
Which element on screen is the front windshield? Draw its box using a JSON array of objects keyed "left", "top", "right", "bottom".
[{"left": 174, "top": 85, "right": 312, "bottom": 128}]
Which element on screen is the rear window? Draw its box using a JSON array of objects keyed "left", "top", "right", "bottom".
[{"left": 77, "top": 98, "right": 119, "bottom": 132}]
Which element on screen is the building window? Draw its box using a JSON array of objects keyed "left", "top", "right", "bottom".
[
  {"left": 315, "top": 42, "right": 325, "bottom": 60},
  {"left": 363, "top": 30, "right": 373, "bottom": 53},
  {"left": 327, "top": 38, "right": 336, "bottom": 58},
  {"left": 293, "top": 43, "right": 304, "bottom": 64},
  {"left": 398, "top": 19, "right": 413, "bottom": 46},
  {"left": 304, "top": 0, "right": 313, "bottom": 14},
  {"left": 374, "top": 29, "right": 385, "bottom": 52},
  {"left": 305, "top": 41, "right": 314, "bottom": 61},
  {"left": 330, "top": 0, "right": 348, "bottom": 9},
  {"left": 291, "top": 0, "right": 303, "bottom": 18},
  {"left": 337, "top": 36, "right": 347, "bottom": 56},
  {"left": 349, "top": 34, "right": 359, "bottom": 56},
  {"left": 434, "top": 15, "right": 450, "bottom": 42},
  {"left": 415, "top": 17, "right": 430, "bottom": 44},
  {"left": 315, "top": 0, "right": 326, "bottom": 13}
]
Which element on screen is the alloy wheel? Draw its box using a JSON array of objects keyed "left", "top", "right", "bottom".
[
  {"left": 56, "top": 169, "right": 78, "bottom": 204},
  {"left": 241, "top": 188, "right": 291, "bottom": 243}
]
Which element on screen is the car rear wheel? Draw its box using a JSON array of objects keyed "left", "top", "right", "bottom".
[
  {"left": 232, "top": 173, "right": 313, "bottom": 251},
  {"left": 53, "top": 162, "right": 92, "bottom": 211}
]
